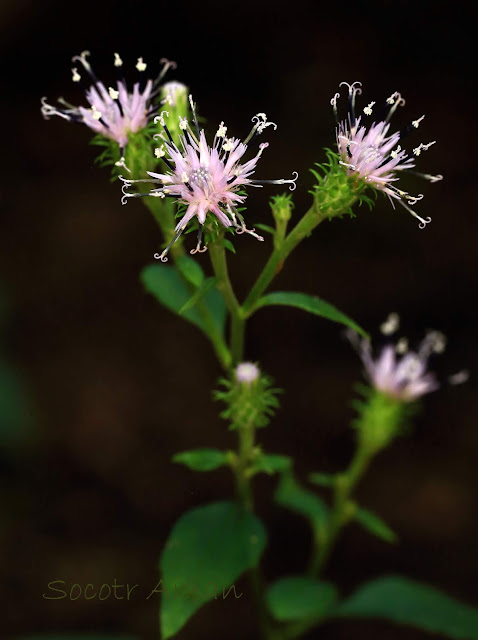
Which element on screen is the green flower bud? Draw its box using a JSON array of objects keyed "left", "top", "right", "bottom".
[
  {"left": 353, "top": 387, "right": 412, "bottom": 453},
  {"left": 311, "top": 149, "right": 374, "bottom": 220},
  {"left": 270, "top": 193, "right": 294, "bottom": 224},
  {"left": 214, "top": 363, "right": 281, "bottom": 431}
]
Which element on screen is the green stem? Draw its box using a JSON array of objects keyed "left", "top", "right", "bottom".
[
  {"left": 209, "top": 238, "right": 246, "bottom": 364},
  {"left": 234, "top": 419, "right": 278, "bottom": 640},
  {"left": 145, "top": 199, "right": 231, "bottom": 369},
  {"left": 243, "top": 203, "right": 327, "bottom": 316},
  {"left": 313, "top": 441, "right": 373, "bottom": 575}
]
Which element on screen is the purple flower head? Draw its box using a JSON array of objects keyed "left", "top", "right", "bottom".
[
  {"left": 332, "top": 82, "right": 443, "bottom": 229},
  {"left": 120, "top": 96, "right": 298, "bottom": 261},
  {"left": 347, "top": 313, "right": 468, "bottom": 402},
  {"left": 236, "top": 362, "right": 260, "bottom": 384},
  {"left": 41, "top": 51, "right": 176, "bottom": 163}
]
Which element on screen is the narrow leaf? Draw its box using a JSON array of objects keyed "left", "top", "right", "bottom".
[
  {"left": 253, "top": 292, "right": 367, "bottom": 337},
  {"left": 160, "top": 501, "right": 266, "bottom": 639},
  {"left": 275, "top": 473, "right": 329, "bottom": 530},
  {"left": 335, "top": 576, "right": 478, "bottom": 639},
  {"left": 308, "top": 472, "right": 336, "bottom": 488},
  {"left": 255, "top": 223, "right": 276, "bottom": 235},
  {"left": 223, "top": 239, "right": 236, "bottom": 254},
  {"left": 354, "top": 507, "right": 398, "bottom": 544},
  {"left": 251, "top": 454, "right": 292, "bottom": 475},
  {"left": 172, "top": 448, "right": 230, "bottom": 472},
  {"left": 267, "top": 577, "right": 338, "bottom": 622}
]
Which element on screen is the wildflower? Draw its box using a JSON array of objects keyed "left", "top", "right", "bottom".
[
  {"left": 331, "top": 82, "right": 443, "bottom": 228},
  {"left": 120, "top": 96, "right": 298, "bottom": 261},
  {"left": 347, "top": 313, "right": 468, "bottom": 402},
  {"left": 41, "top": 51, "right": 176, "bottom": 169},
  {"left": 236, "top": 362, "right": 260, "bottom": 384}
]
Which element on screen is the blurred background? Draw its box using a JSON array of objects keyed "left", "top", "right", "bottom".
[{"left": 1, "top": 0, "right": 477, "bottom": 638}]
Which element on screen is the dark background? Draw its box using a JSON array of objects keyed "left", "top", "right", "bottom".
[{"left": 1, "top": 0, "right": 477, "bottom": 638}]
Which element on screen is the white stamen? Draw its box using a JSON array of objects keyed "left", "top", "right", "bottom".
[
  {"left": 258, "top": 142, "right": 269, "bottom": 157},
  {"left": 179, "top": 117, "right": 188, "bottom": 130},
  {"left": 114, "top": 52, "right": 123, "bottom": 67},
  {"left": 339, "top": 81, "right": 362, "bottom": 95},
  {"left": 136, "top": 57, "right": 147, "bottom": 72},
  {"left": 413, "top": 141, "right": 436, "bottom": 156},
  {"left": 429, "top": 331, "right": 447, "bottom": 354},
  {"left": 151, "top": 191, "right": 165, "bottom": 198},
  {"left": 405, "top": 194, "right": 424, "bottom": 205},
  {"left": 425, "top": 173, "right": 443, "bottom": 183},
  {"left": 115, "top": 157, "right": 131, "bottom": 173},
  {"left": 330, "top": 92, "right": 340, "bottom": 108},
  {"left": 412, "top": 115, "right": 425, "bottom": 128},
  {"left": 396, "top": 337, "right": 409, "bottom": 354},
  {"left": 181, "top": 171, "right": 189, "bottom": 183},
  {"left": 154, "top": 145, "right": 165, "bottom": 158},
  {"left": 390, "top": 145, "right": 402, "bottom": 159},
  {"left": 108, "top": 87, "right": 119, "bottom": 100},
  {"left": 380, "top": 312, "right": 400, "bottom": 335},
  {"left": 154, "top": 250, "right": 169, "bottom": 263},
  {"left": 363, "top": 101, "right": 375, "bottom": 116},
  {"left": 154, "top": 111, "right": 169, "bottom": 127},
  {"left": 216, "top": 122, "right": 227, "bottom": 138},
  {"left": 448, "top": 370, "right": 469, "bottom": 385},
  {"left": 251, "top": 113, "right": 278, "bottom": 134},
  {"left": 40, "top": 97, "right": 71, "bottom": 121},
  {"left": 222, "top": 138, "right": 234, "bottom": 152},
  {"left": 71, "top": 68, "right": 81, "bottom": 82},
  {"left": 91, "top": 105, "right": 102, "bottom": 120}
]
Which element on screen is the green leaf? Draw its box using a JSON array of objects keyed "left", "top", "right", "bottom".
[
  {"left": 335, "top": 576, "right": 478, "bottom": 639},
  {"left": 223, "top": 239, "right": 236, "bottom": 254},
  {"left": 354, "top": 507, "right": 398, "bottom": 544},
  {"left": 176, "top": 255, "right": 204, "bottom": 288},
  {"left": 251, "top": 454, "right": 292, "bottom": 475},
  {"left": 275, "top": 473, "right": 329, "bottom": 530},
  {"left": 253, "top": 292, "right": 367, "bottom": 337},
  {"left": 172, "top": 448, "right": 230, "bottom": 472},
  {"left": 160, "top": 501, "right": 266, "bottom": 639},
  {"left": 255, "top": 223, "right": 276, "bottom": 235},
  {"left": 267, "top": 577, "right": 338, "bottom": 622},
  {"left": 141, "top": 264, "right": 226, "bottom": 336},
  {"left": 178, "top": 278, "right": 216, "bottom": 315},
  {"left": 308, "top": 472, "right": 336, "bottom": 488}
]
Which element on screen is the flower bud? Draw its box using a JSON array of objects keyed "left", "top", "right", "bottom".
[
  {"left": 236, "top": 362, "right": 260, "bottom": 384},
  {"left": 270, "top": 194, "right": 294, "bottom": 225},
  {"left": 214, "top": 364, "right": 280, "bottom": 431}
]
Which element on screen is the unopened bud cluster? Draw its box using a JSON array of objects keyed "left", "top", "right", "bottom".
[{"left": 214, "top": 363, "right": 280, "bottom": 431}]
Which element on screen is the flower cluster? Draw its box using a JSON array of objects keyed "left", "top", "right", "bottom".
[
  {"left": 347, "top": 313, "right": 468, "bottom": 402},
  {"left": 332, "top": 82, "right": 442, "bottom": 228},
  {"left": 41, "top": 51, "right": 176, "bottom": 168},
  {"left": 120, "top": 97, "right": 298, "bottom": 261}
]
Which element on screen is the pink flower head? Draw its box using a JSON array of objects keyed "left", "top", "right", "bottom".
[
  {"left": 41, "top": 51, "right": 176, "bottom": 158},
  {"left": 120, "top": 96, "right": 298, "bottom": 261},
  {"left": 236, "top": 362, "right": 260, "bottom": 384},
  {"left": 347, "top": 313, "right": 468, "bottom": 402},
  {"left": 332, "top": 82, "right": 443, "bottom": 229}
]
